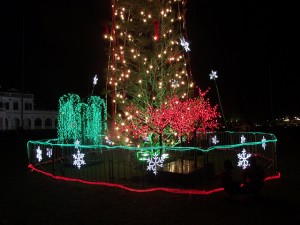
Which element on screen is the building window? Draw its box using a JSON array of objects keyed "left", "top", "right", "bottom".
[
  {"left": 45, "top": 118, "right": 52, "bottom": 128},
  {"left": 5, "top": 102, "right": 9, "bottom": 110},
  {"left": 25, "top": 102, "right": 33, "bottom": 110},
  {"left": 34, "top": 118, "right": 42, "bottom": 129},
  {"left": 13, "top": 102, "right": 19, "bottom": 110},
  {"left": 12, "top": 118, "right": 20, "bottom": 129}
]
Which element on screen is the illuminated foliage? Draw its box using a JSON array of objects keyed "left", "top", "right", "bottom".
[
  {"left": 111, "top": 88, "right": 220, "bottom": 146},
  {"left": 57, "top": 93, "right": 82, "bottom": 143},
  {"left": 85, "top": 96, "right": 107, "bottom": 144},
  {"left": 57, "top": 93, "right": 107, "bottom": 145}
]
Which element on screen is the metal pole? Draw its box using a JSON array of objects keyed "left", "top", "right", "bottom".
[{"left": 20, "top": 0, "right": 25, "bottom": 130}]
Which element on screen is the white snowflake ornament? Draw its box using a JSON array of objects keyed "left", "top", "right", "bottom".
[
  {"left": 212, "top": 135, "right": 219, "bottom": 145},
  {"left": 36, "top": 146, "right": 42, "bottom": 162},
  {"left": 237, "top": 148, "right": 252, "bottom": 169},
  {"left": 143, "top": 136, "right": 150, "bottom": 142},
  {"left": 73, "top": 149, "right": 86, "bottom": 169},
  {"left": 261, "top": 136, "right": 267, "bottom": 150},
  {"left": 171, "top": 79, "right": 179, "bottom": 87},
  {"left": 179, "top": 37, "right": 190, "bottom": 52},
  {"left": 240, "top": 135, "right": 246, "bottom": 144},
  {"left": 46, "top": 148, "right": 52, "bottom": 158},
  {"left": 147, "top": 152, "right": 165, "bottom": 175},
  {"left": 74, "top": 139, "right": 80, "bottom": 149},
  {"left": 209, "top": 70, "right": 218, "bottom": 80}
]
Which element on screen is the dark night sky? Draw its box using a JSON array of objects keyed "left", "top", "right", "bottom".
[{"left": 1, "top": 0, "right": 299, "bottom": 122}]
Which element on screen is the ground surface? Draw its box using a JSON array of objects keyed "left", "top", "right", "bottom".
[{"left": 1, "top": 128, "right": 299, "bottom": 225}]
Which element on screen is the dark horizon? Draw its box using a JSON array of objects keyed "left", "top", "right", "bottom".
[{"left": 1, "top": 0, "right": 298, "bottom": 122}]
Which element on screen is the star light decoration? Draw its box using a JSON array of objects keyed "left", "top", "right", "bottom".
[
  {"left": 73, "top": 139, "right": 86, "bottom": 169},
  {"left": 237, "top": 148, "right": 252, "bottom": 169},
  {"left": 36, "top": 146, "right": 42, "bottom": 162},
  {"left": 261, "top": 136, "right": 267, "bottom": 150},
  {"left": 209, "top": 70, "right": 218, "bottom": 80},
  {"left": 147, "top": 152, "right": 165, "bottom": 175},
  {"left": 93, "top": 74, "right": 98, "bottom": 86},
  {"left": 179, "top": 37, "right": 190, "bottom": 52},
  {"left": 212, "top": 135, "right": 219, "bottom": 145}
]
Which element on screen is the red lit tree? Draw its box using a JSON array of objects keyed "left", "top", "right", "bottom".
[
  {"left": 110, "top": 87, "right": 220, "bottom": 146},
  {"left": 170, "top": 88, "right": 220, "bottom": 143}
]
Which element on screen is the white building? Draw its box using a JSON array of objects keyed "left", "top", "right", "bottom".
[{"left": 0, "top": 90, "right": 57, "bottom": 130}]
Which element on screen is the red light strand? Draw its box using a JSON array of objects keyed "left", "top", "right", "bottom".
[{"left": 28, "top": 164, "right": 280, "bottom": 195}]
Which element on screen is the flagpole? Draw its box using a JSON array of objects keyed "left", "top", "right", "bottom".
[{"left": 209, "top": 70, "right": 227, "bottom": 130}]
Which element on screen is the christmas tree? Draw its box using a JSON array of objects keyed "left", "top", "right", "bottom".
[{"left": 104, "top": 0, "right": 219, "bottom": 146}]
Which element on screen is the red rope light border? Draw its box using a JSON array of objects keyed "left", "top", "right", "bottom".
[{"left": 28, "top": 164, "right": 280, "bottom": 195}]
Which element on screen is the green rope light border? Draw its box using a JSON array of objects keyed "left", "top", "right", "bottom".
[{"left": 27, "top": 131, "right": 277, "bottom": 154}]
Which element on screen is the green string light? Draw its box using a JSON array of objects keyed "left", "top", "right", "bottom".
[{"left": 29, "top": 131, "right": 277, "bottom": 153}]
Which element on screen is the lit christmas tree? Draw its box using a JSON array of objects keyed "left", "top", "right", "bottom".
[{"left": 104, "top": 0, "right": 219, "bottom": 146}]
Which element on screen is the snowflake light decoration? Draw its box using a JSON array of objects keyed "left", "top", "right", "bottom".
[
  {"left": 209, "top": 70, "right": 218, "bottom": 80},
  {"left": 73, "top": 139, "right": 85, "bottom": 169},
  {"left": 105, "top": 139, "right": 113, "bottom": 145},
  {"left": 237, "top": 148, "right": 252, "bottom": 169},
  {"left": 171, "top": 79, "right": 179, "bottom": 87},
  {"left": 46, "top": 148, "right": 52, "bottom": 158},
  {"left": 143, "top": 136, "right": 150, "bottom": 142},
  {"left": 147, "top": 152, "right": 165, "bottom": 175},
  {"left": 105, "top": 136, "right": 114, "bottom": 145},
  {"left": 36, "top": 146, "right": 42, "bottom": 162},
  {"left": 240, "top": 135, "right": 246, "bottom": 144},
  {"left": 212, "top": 135, "right": 219, "bottom": 145},
  {"left": 179, "top": 37, "right": 190, "bottom": 52},
  {"left": 261, "top": 136, "right": 267, "bottom": 150},
  {"left": 73, "top": 149, "right": 86, "bottom": 169}
]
